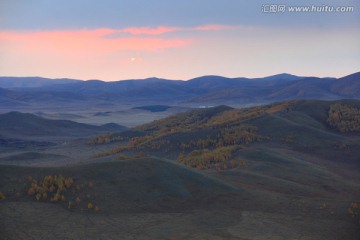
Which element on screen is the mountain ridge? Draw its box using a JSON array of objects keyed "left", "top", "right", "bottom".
[{"left": 1, "top": 72, "right": 359, "bottom": 106}]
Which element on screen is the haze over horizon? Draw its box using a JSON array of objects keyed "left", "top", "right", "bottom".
[{"left": 0, "top": 0, "right": 359, "bottom": 81}]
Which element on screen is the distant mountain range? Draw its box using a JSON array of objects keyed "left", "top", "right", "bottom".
[{"left": 0, "top": 72, "right": 359, "bottom": 107}]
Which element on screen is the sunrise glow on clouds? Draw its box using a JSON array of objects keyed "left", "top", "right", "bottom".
[
  {"left": 0, "top": 25, "right": 243, "bottom": 80},
  {"left": 0, "top": 24, "right": 236, "bottom": 55},
  {"left": 119, "top": 25, "right": 237, "bottom": 35},
  {"left": 0, "top": 1, "right": 359, "bottom": 80},
  {"left": 1, "top": 24, "right": 359, "bottom": 81}
]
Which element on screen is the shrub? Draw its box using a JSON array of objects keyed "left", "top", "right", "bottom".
[
  {"left": 27, "top": 187, "right": 35, "bottom": 196},
  {"left": 87, "top": 203, "right": 94, "bottom": 209},
  {"left": 64, "top": 178, "right": 73, "bottom": 188},
  {"left": 0, "top": 191, "right": 5, "bottom": 200}
]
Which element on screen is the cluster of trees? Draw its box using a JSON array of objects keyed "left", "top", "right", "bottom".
[
  {"left": 327, "top": 103, "right": 360, "bottom": 132},
  {"left": 93, "top": 106, "right": 271, "bottom": 168},
  {"left": 219, "top": 125, "right": 266, "bottom": 146},
  {"left": 88, "top": 132, "right": 111, "bottom": 145},
  {"left": 95, "top": 122, "right": 266, "bottom": 168},
  {"left": 27, "top": 175, "right": 73, "bottom": 202},
  {"left": 206, "top": 106, "right": 266, "bottom": 128},
  {"left": 177, "top": 125, "right": 266, "bottom": 151},
  {"left": 88, "top": 132, "right": 129, "bottom": 145},
  {"left": 128, "top": 135, "right": 154, "bottom": 149},
  {"left": 265, "top": 101, "right": 293, "bottom": 114},
  {"left": 178, "top": 137, "right": 218, "bottom": 150},
  {"left": 95, "top": 145, "right": 128, "bottom": 157},
  {"left": 26, "top": 175, "right": 101, "bottom": 213},
  {"left": 177, "top": 146, "right": 243, "bottom": 169}
]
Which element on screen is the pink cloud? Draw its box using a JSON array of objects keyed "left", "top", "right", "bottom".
[
  {"left": 0, "top": 24, "right": 235, "bottom": 57},
  {"left": 120, "top": 26, "right": 181, "bottom": 35},
  {"left": 193, "top": 24, "right": 238, "bottom": 31},
  {"left": 0, "top": 29, "right": 191, "bottom": 58},
  {"left": 115, "top": 24, "right": 237, "bottom": 36},
  {"left": 0, "top": 24, "right": 237, "bottom": 80}
]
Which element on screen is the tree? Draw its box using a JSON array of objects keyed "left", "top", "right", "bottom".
[
  {"left": 0, "top": 191, "right": 5, "bottom": 200},
  {"left": 64, "top": 177, "right": 73, "bottom": 188},
  {"left": 28, "top": 187, "right": 35, "bottom": 196},
  {"left": 177, "top": 152, "right": 186, "bottom": 163}
]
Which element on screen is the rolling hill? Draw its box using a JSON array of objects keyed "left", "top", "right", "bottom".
[
  {"left": 0, "top": 111, "right": 127, "bottom": 138},
  {"left": 2, "top": 155, "right": 359, "bottom": 239},
  {"left": 96, "top": 99, "right": 360, "bottom": 176},
  {"left": 1, "top": 100, "right": 360, "bottom": 239}
]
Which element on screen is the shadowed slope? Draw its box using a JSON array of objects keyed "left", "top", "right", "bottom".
[{"left": 0, "top": 111, "right": 127, "bottom": 138}]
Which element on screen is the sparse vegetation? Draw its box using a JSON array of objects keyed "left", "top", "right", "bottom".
[
  {"left": 88, "top": 132, "right": 130, "bottom": 145},
  {"left": 26, "top": 175, "right": 74, "bottom": 203},
  {"left": 88, "top": 132, "right": 111, "bottom": 145},
  {"left": 23, "top": 174, "right": 100, "bottom": 212},
  {"left": 94, "top": 105, "right": 271, "bottom": 160}
]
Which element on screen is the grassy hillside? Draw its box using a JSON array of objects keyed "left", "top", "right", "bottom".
[
  {"left": 1, "top": 100, "right": 360, "bottom": 239},
  {"left": 93, "top": 100, "right": 360, "bottom": 172},
  {"left": 0, "top": 111, "right": 127, "bottom": 138},
  {"left": 0, "top": 158, "right": 239, "bottom": 213},
  {"left": 1, "top": 156, "right": 359, "bottom": 240}
]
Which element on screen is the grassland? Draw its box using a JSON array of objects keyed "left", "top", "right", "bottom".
[{"left": 1, "top": 99, "right": 360, "bottom": 239}]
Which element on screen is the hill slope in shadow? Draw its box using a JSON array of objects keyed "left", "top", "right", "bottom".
[{"left": 0, "top": 111, "right": 127, "bottom": 138}]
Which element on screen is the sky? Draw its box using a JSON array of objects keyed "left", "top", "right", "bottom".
[{"left": 0, "top": 0, "right": 359, "bottom": 81}]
